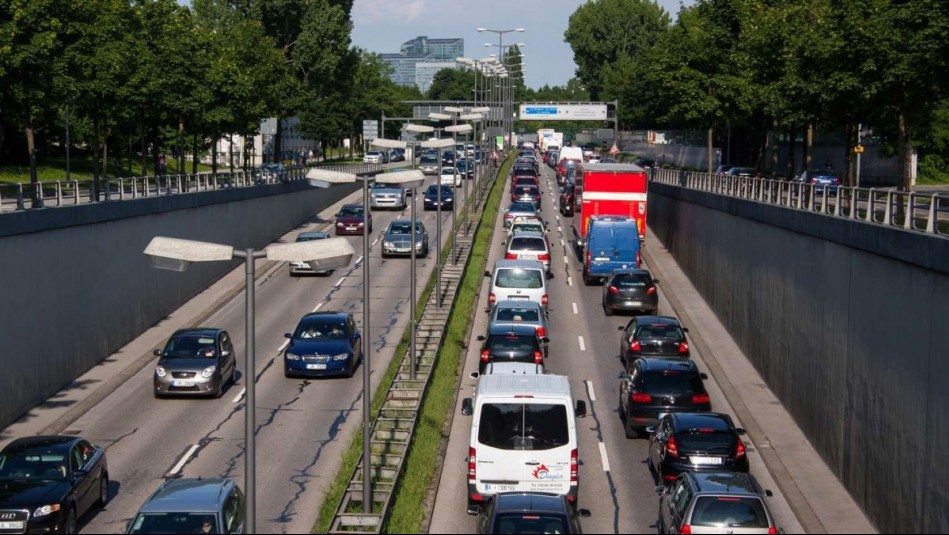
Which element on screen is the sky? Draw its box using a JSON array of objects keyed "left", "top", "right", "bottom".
[{"left": 351, "top": 0, "right": 692, "bottom": 90}]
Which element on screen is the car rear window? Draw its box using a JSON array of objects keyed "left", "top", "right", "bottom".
[
  {"left": 691, "top": 496, "right": 769, "bottom": 528},
  {"left": 636, "top": 325, "right": 684, "bottom": 341},
  {"left": 487, "top": 334, "right": 537, "bottom": 352},
  {"left": 478, "top": 403, "right": 569, "bottom": 450},
  {"left": 612, "top": 274, "right": 651, "bottom": 287},
  {"left": 510, "top": 237, "right": 547, "bottom": 252},
  {"left": 675, "top": 430, "right": 737, "bottom": 454},
  {"left": 515, "top": 186, "right": 539, "bottom": 195},
  {"left": 495, "top": 269, "right": 544, "bottom": 289},
  {"left": 509, "top": 202, "right": 536, "bottom": 212},
  {"left": 496, "top": 307, "right": 541, "bottom": 322},
  {"left": 493, "top": 514, "right": 567, "bottom": 534},
  {"left": 511, "top": 224, "right": 544, "bottom": 234},
  {"left": 641, "top": 371, "right": 703, "bottom": 394},
  {"left": 420, "top": 156, "right": 438, "bottom": 164}
]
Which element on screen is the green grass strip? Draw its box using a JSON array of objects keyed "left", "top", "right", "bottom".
[
  {"left": 311, "top": 160, "right": 509, "bottom": 533},
  {"left": 384, "top": 155, "right": 514, "bottom": 533}
]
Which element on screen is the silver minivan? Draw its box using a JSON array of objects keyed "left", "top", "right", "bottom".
[{"left": 485, "top": 260, "right": 549, "bottom": 314}]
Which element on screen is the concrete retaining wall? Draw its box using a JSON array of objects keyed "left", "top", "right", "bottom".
[
  {"left": 0, "top": 180, "right": 359, "bottom": 428},
  {"left": 647, "top": 182, "right": 949, "bottom": 533}
]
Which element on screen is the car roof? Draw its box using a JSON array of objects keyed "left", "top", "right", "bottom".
[
  {"left": 635, "top": 316, "right": 681, "bottom": 326},
  {"left": 299, "top": 311, "right": 349, "bottom": 322},
  {"left": 609, "top": 268, "right": 651, "bottom": 277},
  {"left": 638, "top": 358, "right": 699, "bottom": 372},
  {"left": 172, "top": 328, "right": 222, "bottom": 338},
  {"left": 3, "top": 435, "right": 78, "bottom": 453},
  {"left": 494, "top": 300, "right": 543, "bottom": 310},
  {"left": 139, "top": 478, "right": 233, "bottom": 513},
  {"left": 508, "top": 202, "right": 537, "bottom": 211},
  {"left": 492, "top": 492, "right": 568, "bottom": 513},
  {"left": 509, "top": 231, "right": 546, "bottom": 240},
  {"left": 340, "top": 203, "right": 363, "bottom": 209},
  {"left": 387, "top": 219, "right": 424, "bottom": 227},
  {"left": 669, "top": 412, "right": 734, "bottom": 431},
  {"left": 487, "top": 323, "right": 539, "bottom": 336},
  {"left": 494, "top": 259, "right": 545, "bottom": 270},
  {"left": 685, "top": 472, "right": 763, "bottom": 496},
  {"left": 297, "top": 231, "right": 329, "bottom": 241}
]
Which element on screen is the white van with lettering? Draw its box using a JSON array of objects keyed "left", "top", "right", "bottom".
[{"left": 460, "top": 374, "right": 587, "bottom": 513}]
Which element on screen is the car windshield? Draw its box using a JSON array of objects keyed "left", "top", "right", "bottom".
[
  {"left": 421, "top": 156, "right": 438, "bottom": 164},
  {"left": 636, "top": 325, "right": 684, "bottom": 341},
  {"left": 493, "top": 513, "right": 568, "bottom": 534},
  {"left": 691, "top": 496, "right": 769, "bottom": 528},
  {"left": 162, "top": 335, "right": 216, "bottom": 359},
  {"left": 478, "top": 403, "right": 569, "bottom": 450},
  {"left": 372, "top": 182, "right": 399, "bottom": 190},
  {"left": 338, "top": 206, "right": 364, "bottom": 217},
  {"left": 388, "top": 222, "right": 420, "bottom": 235},
  {"left": 367, "top": 152, "right": 381, "bottom": 157},
  {"left": 510, "top": 237, "right": 547, "bottom": 252},
  {"left": 511, "top": 223, "right": 543, "bottom": 234},
  {"left": 426, "top": 185, "right": 452, "bottom": 195},
  {"left": 294, "top": 321, "right": 349, "bottom": 340},
  {"left": 441, "top": 168, "right": 456, "bottom": 174},
  {"left": 509, "top": 202, "right": 536, "bottom": 213},
  {"left": 495, "top": 307, "right": 541, "bottom": 322},
  {"left": 495, "top": 269, "right": 544, "bottom": 289},
  {"left": 0, "top": 451, "right": 68, "bottom": 481},
  {"left": 641, "top": 371, "right": 703, "bottom": 394},
  {"left": 612, "top": 274, "right": 651, "bottom": 287},
  {"left": 675, "top": 429, "right": 737, "bottom": 454},
  {"left": 128, "top": 513, "right": 220, "bottom": 534}
]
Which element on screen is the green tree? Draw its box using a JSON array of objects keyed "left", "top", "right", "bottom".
[{"left": 428, "top": 68, "right": 476, "bottom": 101}]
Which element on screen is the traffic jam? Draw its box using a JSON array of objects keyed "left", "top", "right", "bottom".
[{"left": 441, "top": 136, "right": 784, "bottom": 534}]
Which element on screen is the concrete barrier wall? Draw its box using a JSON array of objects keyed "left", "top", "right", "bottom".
[
  {"left": 647, "top": 182, "right": 949, "bottom": 533},
  {"left": 0, "top": 181, "right": 359, "bottom": 428}
]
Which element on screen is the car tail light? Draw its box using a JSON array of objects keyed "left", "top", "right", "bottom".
[
  {"left": 468, "top": 448, "right": 477, "bottom": 480},
  {"left": 542, "top": 294, "right": 548, "bottom": 306},
  {"left": 647, "top": 286, "right": 657, "bottom": 295},
  {"left": 736, "top": 438, "right": 747, "bottom": 459},
  {"left": 586, "top": 250, "right": 591, "bottom": 266},
  {"left": 534, "top": 351, "right": 543, "bottom": 364},
  {"left": 630, "top": 341, "right": 642, "bottom": 353},
  {"left": 481, "top": 350, "right": 490, "bottom": 363},
  {"left": 505, "top": 213, "right": 514, "bottom": 220},
  {"left": 631, "top": 392, "right": 651, "bottom": 404},
  {"left": 537, "top": 253, "right": 550, "bottom": 261},
  {"left": 667, "top": 435, "right": 680, "bottom": 458},
  {"left": 570, "top": 449, "right": 578, "bottom": 482},
  {"left": 505, "top": 252, "right": 518, "bottom": 260},
  {"left": 768, "top": 528, "right": 778, "bottom": 535},
  {"left": 536, "top": 326, "right": 546, "bottom": 338},
  {"left": 679, "top": 524, "right": 692, "bottom": 535},
  {"left": 489, "top": 292, "right": 496, "bottom": 304},
  {"left": 679, "top": 342, "right": 690, "bottom": 353},
  {"left": 692, "top": 393, "right": 710, "bottom": 404},
  {"left": 637, "top": 251, "right": 642, "bottom": 265}
]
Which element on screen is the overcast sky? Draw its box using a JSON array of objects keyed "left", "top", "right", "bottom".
[{"left": 352, "top": 0, "right": 692, "bottom": 89}]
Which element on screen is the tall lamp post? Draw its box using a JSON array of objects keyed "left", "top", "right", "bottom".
[
  {"left": 416, "top": 134, "right": 455, "bottom": 308},
  {"left": 478, "top": 28, "right": 525, "bottom": 151},
  {"left": 143, "top": 230, "right": 356, "bottom": 534}
]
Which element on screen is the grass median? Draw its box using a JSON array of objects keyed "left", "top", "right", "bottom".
[
  {"left": 383, "top": 156, "right": 512, "bottom": 533},
  {"left": 312, "top": 158, "right": 510, "bottom": 533}
]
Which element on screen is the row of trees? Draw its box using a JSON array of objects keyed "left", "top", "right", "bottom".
[
  {"left": 564, "top": 0, "right": 949, "bottom": 186},
  {"left": 0, "top": 0, "right": 423, "bottom": 190}
]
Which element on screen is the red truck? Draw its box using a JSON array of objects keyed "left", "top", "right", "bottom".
[{"left": 572, "top": 163, "right": 648, "bottom": 251}]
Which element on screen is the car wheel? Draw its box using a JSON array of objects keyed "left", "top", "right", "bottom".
[
  {"left": 227, "top": 367, "right": 236, "bottom": 385},
  {"left": 381, "top": 251, "right": 389, "bottom": 259},
  {"left": 64, "top": 507, "right": 77, "bottom": 534},
  {"left": 153, "top": 389, "right": 163, "bottom": 399},
  {"left": 604, "top": 302, "right": 613, "bottom": 316},
  {"left": 582, "top": 271, "right": 594, "bottom": 286},
  {"left": 97, "top": 473, "right": 109, "bottom": 506},
  {"left": 624, "top": 415, "right": 639, "bottom": 439},
  {"left": 347, "top": 360, "right": 356, "bottom": 378},
  {"left": 213, "top": 380, "right": 223, "bottom": 399}
]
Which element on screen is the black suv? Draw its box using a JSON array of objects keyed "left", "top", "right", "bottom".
[
  {"left": 647, "top": 412, "right": 749, "bottom": 485},
  {"left": 559, "top": 183, "right": 575, "bottom": 216},
  {"left": 618, "top": 358, "right": 711, "bottom": 438},
  {"left": 603, "top": 269, "right": 660, "bottom": 316},
  {"left": 476, "top": 324, "right": 549, "bottom": 374},
  {"left": 618, "top": 316, "right": 689, "bottom": 367}
]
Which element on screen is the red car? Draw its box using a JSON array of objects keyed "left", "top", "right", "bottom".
[
  {"left": 511, "top": 175, "right": 539, "bottom": 193},
  {"left": 335, "top": 204, "right": 372, "bottom": 236}
]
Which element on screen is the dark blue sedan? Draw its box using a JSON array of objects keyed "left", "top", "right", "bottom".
[
  {"left": 423, "top": 184, "right": 454, "bottom": 211},
  {"left": 283, "top": 312, "right": 362, "bottom": 378}
]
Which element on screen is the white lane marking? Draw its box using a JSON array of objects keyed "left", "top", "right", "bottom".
[
  {"left": 567, "top": 276, "right": 573, "bottom": 287},
  {"left": 586, "top": 380, "right": 597, "bottom": 401},
  {"left": 560, "top": 239, "right": 565, "bottom": 247},
  {"left": 168, "top": 444, "right": 200, "bottom": 476},
  {"left": 279, "top": 339, "right": 290, "bottom": 352},
  {"left": 231, "top": 387, "right": 246, "bottom": 403},
  {"left": 557, "top": 226, "right": 562, "bottom": 233},
  {"left": 312, "top": 302, "right": 324, "bottom": 313},
  {"left": 334, "top": 277, "right": 346, "bottom": 287},
  {"left": 578, "top": 336, "right": 586, "bottom": 351},
  {"left": 371, "top": 238, "right": 380, "bottom": 247},
  {"left": 572, "top": 302, "right": 579, "bottom": 315},
  {"left": 355, "top": 255, "right": 364, "bottom": 266},
  {"left": 598, "top": 442, "right": 611, "bottom": 472},
  {"left": 556, "top": 216, "right": 561, "bottom": 222}
]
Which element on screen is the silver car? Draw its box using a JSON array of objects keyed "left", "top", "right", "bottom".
[
  {"left": 381, "top": 219, "right": 429, "bottom": 258},
  {"left": 289, "top": 232, "right": 334, "bottom": 275},
  {"left": 419, "top": 155, "right": 440, "bottom": 175},
  {"left": 370, "top": 180, "right": 407, "bottom": 210},
  {"left": 489, "top": 299, "right": 550, "bottom": 357},
  {"left": 504, "top": 231, "right": 552, "bottom": 275},
  {"left": 153, "top": 329, "right": 237, "bottom": 398}
]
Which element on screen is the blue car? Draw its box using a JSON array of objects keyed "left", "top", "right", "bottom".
[
  {"left": 283, "top": 312, "right": 362, "bottom": 378},
  {"left": 798, "top": 169, "right": 842, "bottom": 195}
]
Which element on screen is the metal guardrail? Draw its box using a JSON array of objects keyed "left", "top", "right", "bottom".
[
  {"left": 0, "top": 162, "right": 399, "bottom": 214},
  {"left": 653, "top": 168, "right": 949, "bottom": 238}
]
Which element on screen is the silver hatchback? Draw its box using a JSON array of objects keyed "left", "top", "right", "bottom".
[
  {"left": 489, "top": 299, "right": 550, "bottom": 357},
  {"left": 504, "top": 231, "right": 552, "bottom": 276}
]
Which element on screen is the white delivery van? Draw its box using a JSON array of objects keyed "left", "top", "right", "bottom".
[
  {"left": 557, "top": 146, "right": 584, "bottom": 167},
  {"left": 460, "top": 374, "right": 587, "bottom": 513}
]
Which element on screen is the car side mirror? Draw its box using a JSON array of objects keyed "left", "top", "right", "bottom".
[
  {"left": 653, "top": 279, "right": 660, "bottom": 285},
  {"left": 654, "top": 485, "right": 667, "bottom": 495},
  {"left": 575, "top": 400, "right": 587, "bottom": 418},
  {"left": 476, "top": 335, "right": 486, "bottom": 342},
  {"left": 541, "top": 337, "right": 550, "bottom": 344},
  {"left": 469, "top": 372, "right": 480, "bottom": 380},
  {"left": 284, "top": 333, "right": 292, "bottom": 338},
  {"left": 484, "top": 270, "right": 491, "bottom": 277},
  {"left": 578, "top": 509, "right": 592, "bottom": 518},
  {"left": 700, "top": 373, "right": 708, "bottom": 380},
  {"left": 645, "top": 426, "right": 657, "bottom": 435},
  {"left": 765, "top": 490, "right": 774, "bottom": 497},
  {"left": 736, "top": 428, "right": 747, "bottom": 436},
  {"left": 616, "top": 371, "right": 626, "bottom": 379},
  {"left": 461, "top": 398, "right": 474, "bottom": 416},
  {"left": 617, "top": 326, "right": 625, "bottom": 331},
  {"left": 467, "top": 504, "right": 482, "bottom": 516},
  {"left": 153, "top": 349, "right": 162, "bottom": 357},
  {"left": 682, "top": 327, "right": 689, "bottom": 333}
]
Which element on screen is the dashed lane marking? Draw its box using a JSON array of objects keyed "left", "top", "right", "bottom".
[
  {"left": 598, "top": 442, "right": 611, "bottom": 472},
  {"left": 231, "top": 388, "right": 246, "bottom": 403},
  {"left": 586, "top": 380, "right": 597, "bottom": 402},
  {"left": 335, "top": 277, "right": 346, "bottom": 288},
  {"left": 168, "top": 444, "right": 200, "bottom": 476},
  {"left": 578, "top": 336, "right": 586, "bottom": 351},
  {"left": 572, "top": 302, "right": 579, "bottom": 315}
]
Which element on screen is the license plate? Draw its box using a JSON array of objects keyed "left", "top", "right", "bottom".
[
  {"left": 484, "top": 484, "right": 517, "bottom": 492},
  {"left": 595, "top": 256, "right": 610, "bottom": 262},
  {"left": 628, "top": 301, "right": 643, "bottom": 307},
  {"left": 509, "top": 295, "right": 529, "bottom": 300},
  {"left": 0, "top": 522, "right": 24, "bottom": 530},
  {"left": 172, "top": 380, "right": 194, "bottom": 387},
  {"left": 306, "top": 364, "right": 327, "bottom": 370},
  {"left": 690, "top": 456, "right": 724, "bottom": 465},
  {"left": 346, "top": 227, "right": 356, "bottom": 231}
]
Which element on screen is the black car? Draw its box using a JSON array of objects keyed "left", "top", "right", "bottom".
[
  {"left": 442, "top": 151, "right": 456, "bottom": 166},
  {"left": 648, "top": 412, "right": 749, "bottom": 485},
  {"left": 0, "top": 436, "right": 109, "bottom": 534},
  {"left": 512, "top": 184, "right": 542, "bottom": 209},
  {"left": 559, "top": 183, "right": 575, "bottom": 216},
  {"left": 618, "top": 358, "right": 711, "bottom": 438},
  {"left": 476, "top": 324, "right": 549, "bottom": 374},
  {"left": 474, "top": 493, "right": 590, "bottom": 534},
  {"left": 423, "top": 184, "right": 454, "bottom": 211},
  {"left": 618, "top": 316, "right": 690, "bottom": 367},
  {"left": 603, "top": 269, "right": 660, "bottom": 316},
  {"left": 633, "top": 157, "right": 656, "bottom": 169}
]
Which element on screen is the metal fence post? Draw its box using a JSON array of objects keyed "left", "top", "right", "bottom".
[
  {"left": 883, "top": 190, "right": 892, "bottom": 225},
  {"left": 55, "top": 181, "right": 63, "bottom": 206},
  {"left": 904, "top": 193, "right": 915, "bottom": 230},
  {"left": 926, "top": 195, "right": 939, "bottom": 234},
  {"left": 15, "top": 183, "right": 25, "bottom": 211}
]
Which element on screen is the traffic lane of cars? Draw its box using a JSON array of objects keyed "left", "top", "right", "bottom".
[{"left": 74, "top": 178, "right": 468, "bottom": 533}]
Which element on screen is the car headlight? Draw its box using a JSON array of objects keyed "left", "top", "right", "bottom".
[
  {"left": 384, "top": 241, "right": 394, "bottom": 248},
  {"left": 155, "top": 366, "right": 167, "bottom": 378},
  {"left": 332, "top": 353, "right": 350, "bottom": 361},
  {"left": 201, "top": 366, "right": 216, "bottom": 379},
  {"left": 285, "top": 353, "right": 301, "bottom": 361},
  {"left": 33, "top": 504, "right": 61, "bottom": 517},
  {"left": 416, "top": 240, "right": 424, "bottom": 247},
  {"left": 336, "top": 222, "right": 344, "bottom": 226}
]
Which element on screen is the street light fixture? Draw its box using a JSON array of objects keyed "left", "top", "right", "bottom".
[{"left": 144, "top": 234, "right": 354, "bottom": 534}]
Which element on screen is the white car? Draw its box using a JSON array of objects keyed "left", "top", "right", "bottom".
[
  {"left": 363, "top": 151, "right": 386, "bottom": 164},
  {"left": 440, "top": 167, "right": 462, "bottom": 188}
]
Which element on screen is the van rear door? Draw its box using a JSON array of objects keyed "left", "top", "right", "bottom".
[{"left": 613, "top": 224, "right": 641, "bottom": 267}]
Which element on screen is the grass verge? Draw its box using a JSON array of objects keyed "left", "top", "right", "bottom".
[{"left": 383, "top": 156, "right": 513, "bottom": 533}]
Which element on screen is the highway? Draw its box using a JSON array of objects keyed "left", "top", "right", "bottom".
[
  {"left": 428, "top": 162, "right": 807, "bottom": 533},
  {"left": 12, "top": 169, "right": 472, "bottom": 534}
]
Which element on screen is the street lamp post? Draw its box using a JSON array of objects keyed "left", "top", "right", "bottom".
[
  {"left": 420, "top": 135, "right": 455, "bottom": 308},
  {"left": 143, "top": 230, "right": 355, "bottom": 534}
]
